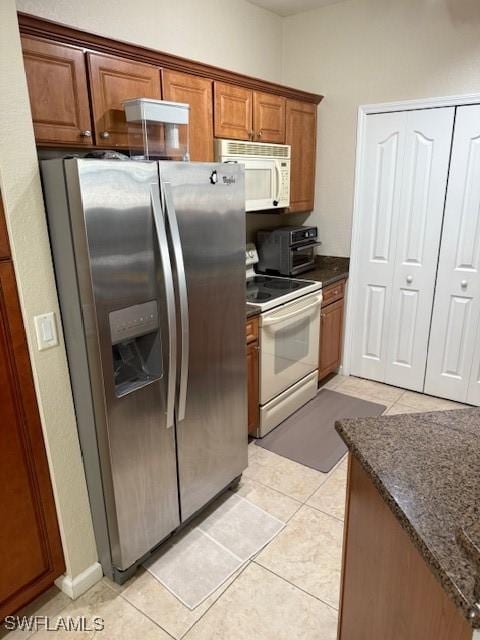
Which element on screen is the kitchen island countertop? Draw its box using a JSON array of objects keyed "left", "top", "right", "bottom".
[{"left": 336, "top": 408, "right": 480, "bottom": 629}]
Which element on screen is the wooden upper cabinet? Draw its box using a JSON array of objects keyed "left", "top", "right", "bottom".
[
  {"left": 162, "top": 70, "right": 213, "bottom": 161},
  {"left": 285, "top": 99, "right": 317, "bottom": 213},
  {"left": 253, "top": 92, "right": 285, "bottom": 143},
  {"left": 88, "top": 53, "right": 161, "bottom": 147},
  {"left": 214, "top": 82, "right": 253, "bottom": 141},
  {"left": 21, "top": 36, "right": 93, "bottom": 146}
]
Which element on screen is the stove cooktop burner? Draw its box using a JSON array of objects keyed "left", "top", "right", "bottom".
[
  {"left": 246, "top": 274, "right": 311, "bottom": 305},
  {"left": 247, "top": 291, "right": 271, "bottom": 301},
  {"left": 265, "top": 280, "right": 301, "bottom": 291}
]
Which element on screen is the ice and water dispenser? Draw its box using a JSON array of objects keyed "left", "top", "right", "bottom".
[
  {"left": 123, "top": 98, "right": 190, "bottom": 161},
  {"left": 109, "top": 300, "right": 162, "bottom": 397}
]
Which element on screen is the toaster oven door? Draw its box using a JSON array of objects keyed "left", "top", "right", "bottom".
[{"left": 290, "top": 244, "right": 317, "bottom": 275}]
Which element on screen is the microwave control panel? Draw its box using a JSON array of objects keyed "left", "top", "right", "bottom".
[{"left": 277, "top": 161, "right": 290, "bottom": 206}]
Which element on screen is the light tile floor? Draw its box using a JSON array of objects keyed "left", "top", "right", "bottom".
[{"left": 4, "top": 375, "right": 467, "bottom": 640}]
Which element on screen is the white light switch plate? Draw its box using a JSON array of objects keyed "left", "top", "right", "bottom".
[{"left": 34, "top": 312, "right": 59, "bottom": 351}]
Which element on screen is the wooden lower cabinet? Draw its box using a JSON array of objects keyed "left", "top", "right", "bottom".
[
  {"left": 338, "top": 456, "right": 473, "bottom": 640},
  {"left": 318, "top": 280, "right": 346, "bottom": 380},
  {"left": 0, "top": 196, "right": 65, "bottom": 618},
  {"left": 246, "top": 316, "right": 259, "bottom": 435}
]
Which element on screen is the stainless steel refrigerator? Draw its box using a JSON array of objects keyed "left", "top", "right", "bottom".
[{"left": 41, "top": 158, "right": 247, "bottom": 582}]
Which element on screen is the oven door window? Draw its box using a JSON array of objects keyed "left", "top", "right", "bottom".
[
  {"left": 259, "top": 294, "right": 321, "bottom": 404},
  {"left": 274, "top": 318, "right": 310, "bottom": 374}
]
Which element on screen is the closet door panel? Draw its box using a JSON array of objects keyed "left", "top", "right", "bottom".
[
  {"left": 350, "top": 112, "right": 406, "bottom": 381},
  {"left": 385, "top": 108, "right": 454, "bottom": 390},
  {"left": 425, "top": 105, "right": 480, "bottom": 403}
]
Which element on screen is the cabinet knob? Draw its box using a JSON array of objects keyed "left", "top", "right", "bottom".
[
  {"left": 100, "top": 131, "right": 110, "bottom": 139},
  {"left": 461, "top": 280, "right": 468, "bottom": 288},
  {"left": 249, "top": 130, "right": 254, "bottom": 140},
  {"left": 257, "top": 131, "right": 263, "bottom": 139},
  {"left": 79, "top": 130, "right": 92, "bottom": 138},
  {"left": 406, "top": 275, "right": 413, "bottom": 284}
]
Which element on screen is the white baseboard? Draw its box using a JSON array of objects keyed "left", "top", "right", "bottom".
[{"left": 55, "top": 562, "right": 103, "bottom": 600}]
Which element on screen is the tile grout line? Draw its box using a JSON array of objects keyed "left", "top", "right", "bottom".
[
  {"left": 179, "top": 560, "right": 253, "bottom": 640},
  {"left": 305, "top": 501, "right": 345, "bottom": 523},
  {"left": 251, "top": 560, "right": 339, "bottom": 614}
]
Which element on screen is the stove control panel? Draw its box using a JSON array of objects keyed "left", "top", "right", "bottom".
[{"left": 246, "top": 243, "right": 259, "bottom": 267}]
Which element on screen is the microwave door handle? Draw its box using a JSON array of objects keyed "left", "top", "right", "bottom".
[
  {"left": 274, "top": 162, "right": 281, "bottom": 205},
  {"left": 163, "top": 182, "right": 189, "bottom": 423},
  {"left": 262, "top": 296, "right": 322, "bottom": 327},
  {"left": 151, "top": 183, "right": 177, "bottom": 429}
]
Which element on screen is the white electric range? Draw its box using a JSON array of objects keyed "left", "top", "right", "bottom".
[{"left": 246, "top": 244, "right": 322, "bottom": 437}]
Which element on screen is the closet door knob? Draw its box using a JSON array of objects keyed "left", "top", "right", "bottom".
[
  {"left": 461, "top": 280, "right": 468, "bottom": 289},
  {"left": 406, "top": 275, "right": 413, "bottom": 284}
]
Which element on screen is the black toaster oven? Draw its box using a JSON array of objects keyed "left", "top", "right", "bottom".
[{"left": 256, "top": 226, "right": 320, "bottom": 276}]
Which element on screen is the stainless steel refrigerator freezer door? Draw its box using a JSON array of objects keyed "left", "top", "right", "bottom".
[
  {"left": 158, "top": 161, "right": 248, "bottom": 521},
  {"left": 64, "top": 159, "right": 180, "bottom": 571}
]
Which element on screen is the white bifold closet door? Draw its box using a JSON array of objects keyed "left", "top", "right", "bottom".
[
  {"left": 424, "top": 104, "right": 480, "bottom": 404},
  {"left": 350, "top": 107, "right": 454, "bottom": 390}
]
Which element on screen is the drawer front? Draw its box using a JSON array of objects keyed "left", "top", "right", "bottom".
[
  {"left": 246, "top": 316, "right": 259, "bottom": 344},
  {"left": 322, "top": 279, "right": 345, "bottom": 307}
]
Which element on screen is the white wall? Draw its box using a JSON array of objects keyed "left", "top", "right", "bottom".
[
  {"left": 282, "top": 0, "right": 480, "bottom": 256},
  {"left": 16, "top": 0, "right": 283, "bottom": 82},
  {"left": 0, "top": 0, "right": 98, "bottom": 583}
]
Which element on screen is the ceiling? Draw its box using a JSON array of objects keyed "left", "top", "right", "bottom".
[{"left": 247, "top": 0, "right": 348, "bottom": 17}]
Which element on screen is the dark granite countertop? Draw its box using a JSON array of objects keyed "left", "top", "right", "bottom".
[
  {"left": 246, "top": 304, "right": 261, "bottom": 319},
  {"left": 336, "top": 409, "right": 480, "bottom": 628},
  {"left": 293, "top": 255, "right": 349, "bottom": 287}
]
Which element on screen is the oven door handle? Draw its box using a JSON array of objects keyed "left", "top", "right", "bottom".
[
  {"left": 262, "top": 296, "right": 322, "bottom": 327},
  {"left": 291, "top": 241, "right": 322, "bottom": 251}
]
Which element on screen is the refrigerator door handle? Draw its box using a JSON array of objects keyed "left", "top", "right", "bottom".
[
  {"left": 163, "top": 182, "right": 189, "bottom": 422},
  {"left": 151, "top": 183, "right": 177, "bottom": 429}
]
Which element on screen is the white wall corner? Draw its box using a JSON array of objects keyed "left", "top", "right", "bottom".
[{"left": 55, "top": 562, "right": 103, "bottom": 600}]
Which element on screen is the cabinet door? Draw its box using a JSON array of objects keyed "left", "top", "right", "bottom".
[
  {"left": 214, "top": 82, "right": 252, "bottom": 141},
  {"left": 350, "top": 108, "right": 454, "bottom": 391},
  {"left": 425, "top": 105, "right": 480, "bottom": 404},
  {"left": 88, "top": 53, "right": 161, "bottom": 147},
  {"left": 285, "top": 100, "right": 317, "bottom": 213},
  {"left": 0, "top": 197, "right": 9, "bottom": 260},
  {"left": 0, "top": 261, "right": 65, "bottom": 618},
  {"left": 247, "top": 342, "right": 259, "bottom": 435},
  {"left": 319, "top": 298, "right": 344, "bottom": 380},
  {"left": 21, "top": 36, "right": 92, "bottom": 146},
  {"left": 253, "top": 92, "right": 285, "bottom": 143},
  {"left": 162, "top": 70, "right": 213, "bottom": 161}
]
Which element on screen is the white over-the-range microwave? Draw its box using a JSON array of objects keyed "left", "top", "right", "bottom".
[{"left": 215, "top": 139, "right": 290, "bottom": 212}]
